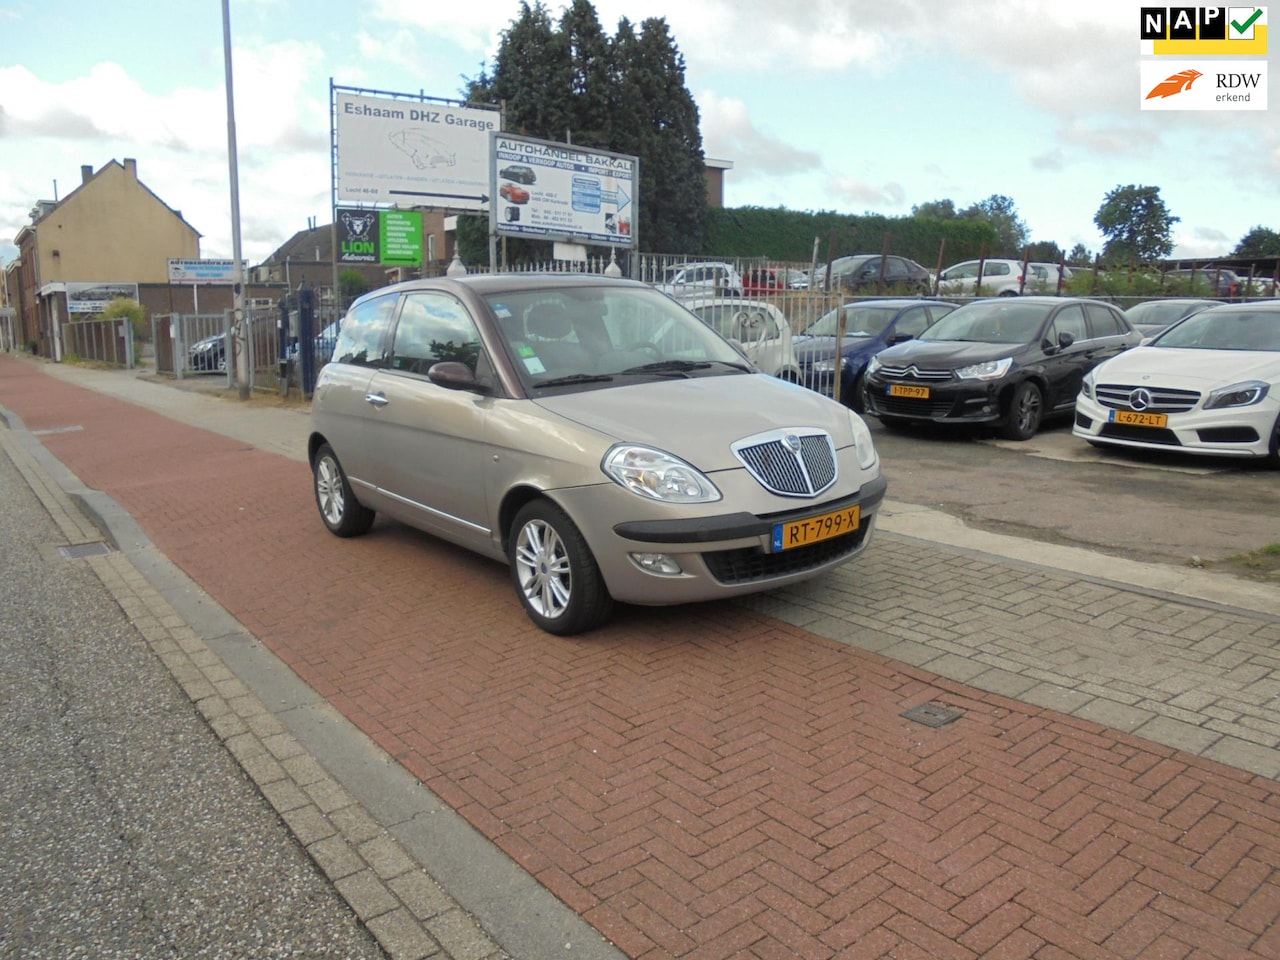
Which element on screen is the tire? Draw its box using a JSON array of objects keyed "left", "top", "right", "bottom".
[
  {"left": 999, "top": 381, "right": 1043, "bottom": 441},
  {"left": 509, "top": 499, "right": 613, "bottom": 636},
  {"left": 313, "top": 443, "right": 375, "bottom": 537},
  {"left": 846, "top": 370, "right": 869, "bottom": 413},
  {"left": 1266, "top": 413, "right": 1280, "bottom": 469}
]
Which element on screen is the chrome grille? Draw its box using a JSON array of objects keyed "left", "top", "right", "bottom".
[
  {"left": 874, "top": 364, "right": 954, "bottom": 383},
  {"left": 1095, "top": 383, "right": 1200, "bottom": 413},
  {"left": 732, "top": 429, "right": 837, "bottom": 498}
]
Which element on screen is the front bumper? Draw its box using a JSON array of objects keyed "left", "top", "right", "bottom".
[
  {"left": 554, "top": 472, "right": 888, "bottom": 606},
  {"left": 1073, "top": 393, "right": 1279, "bottom": 458},
  {"left": 864, "top": 375, "right": 1006, "bottom": 425}
]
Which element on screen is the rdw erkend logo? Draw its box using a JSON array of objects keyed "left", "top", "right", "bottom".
[{"left": 1145, "top": 68, "right": 1204, "bottom": 98}]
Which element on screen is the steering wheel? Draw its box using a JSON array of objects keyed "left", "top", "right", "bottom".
[{"left": 625, "top": 342, "right": 663, "bottom": 357}]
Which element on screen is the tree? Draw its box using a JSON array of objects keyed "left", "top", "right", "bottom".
[
  {"left": 960, "top": 194, "right": 1028, "bottom": 257},
  {"left": 1232, "top": 225, "right": 1280, "bottom": 258},
  {"left": 1024, "top": 241, "right": 1064, "bottom": 263},
  {"left": 338, "top": 269, "right": 372, "bottom": 308},
  {"left": 1093, "top": 184, "right": 1178, "bottom": 265},
  {"left": 911, "top": 199, "right": 957, "bottom": 220},
  {"left": 102, "top": 297, "right": 148, "bottom": 346},
  {"left": 1066, "top": 242, "right": 1093, "bottom": 265}
]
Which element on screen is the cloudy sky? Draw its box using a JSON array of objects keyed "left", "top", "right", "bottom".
[{"left": 1, "top": 0, "right": 1276, "bottom": 269}]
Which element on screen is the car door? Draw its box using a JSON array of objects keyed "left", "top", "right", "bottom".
[
  {"left": 1083, "top": 303, "right": 1137, "bottom": 366},
  {"left": 361, "top": 290, "right": 499, "bottom": 551},
  {"left": 317, "top": 292, "right": 400, "bottom": 498},
  {"left": 1042, "top": 303, "right": 1091, "bottom": 410}
]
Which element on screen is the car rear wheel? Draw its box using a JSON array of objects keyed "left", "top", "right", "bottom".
[
  {"left": 313, "top": 443, "right": 375, "bottom": 537},
  {"left": 999, "top": 381, "right": 1043, "bottom": 441},
  {"left": 509, "top": 500, "right": 613, "bottom": 636},
  {"left": 846, "top": 370, "right": 869, "bottom": 413},
  {"left": 1267, "top": 413, "right": 1280, "bottom": 468}
]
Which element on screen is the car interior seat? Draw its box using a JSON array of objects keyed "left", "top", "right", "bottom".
[{"left": 523, "top": 303, "right": 591, "bottom": 375}]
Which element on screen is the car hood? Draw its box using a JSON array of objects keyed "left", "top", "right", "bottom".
[
  {"left": 1091, "top": 346, "right": 1280, "bottom": 386},
  {"left": 793, "top": 335, "right": 880, "bottom": 362},
  {"left": 875, "top": 339, "right": 1022, "bottom": 368},
  {"left": 532, "top": 374, "right": 853, "bottom": 471}
]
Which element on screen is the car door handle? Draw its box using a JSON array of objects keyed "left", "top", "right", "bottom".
[{"left": 365, "top": 392, "right": 389, "bottom": 408}]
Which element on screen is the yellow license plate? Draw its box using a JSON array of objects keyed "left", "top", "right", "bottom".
[
  {"left": 772, "top": 505, "right": 861, "bottom": 552},
  {"left": 1111, "top": 410, "right": 1168, "bottom": 428},
  {"left": 888, "top": 384, "right": 929, "bottom": 399}
]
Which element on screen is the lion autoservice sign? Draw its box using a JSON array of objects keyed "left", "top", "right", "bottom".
[
  {"left": 490, "top": 133, "right": 639, "bottom": 247},
  {"left": 336, "top": 208, "right": 423, "bottom": 265},
  {"left": 333, "top": 88, "right": 499, "bottom": 209}
]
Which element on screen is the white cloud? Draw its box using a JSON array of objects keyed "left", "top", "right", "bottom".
[{"left": 697, "top": 91, "right": 821, "bottom": 178}]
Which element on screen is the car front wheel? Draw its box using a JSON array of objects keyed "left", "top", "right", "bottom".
[
  {"left": 999, "top": 381, "right": 1043, "bottom": 441},
  {"left": 509, "top": 499, "right": 613, "bottom": 636},
  {"left": 313, "top": 443, "right": 375, "bottom": 537}
]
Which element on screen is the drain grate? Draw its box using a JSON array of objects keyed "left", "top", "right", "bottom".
[
  {"left": 57, "top": 542, "right": 112, "bottom": 559},
  {"left": 901, "top": 702, "right": 964, "bottom": 728}
]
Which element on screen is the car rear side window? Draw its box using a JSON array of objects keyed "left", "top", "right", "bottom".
[
  {"left": 390, "top": 292, "right": 487, "bottom": 376},
  {"left": 1084, "top": 304, "right": 1124, "bottom": 338},
  {"left": 333, "top": 293, "right": 397, "bottom": 366},
  {"left": 1050, "top": 304, "right": 1088, "bottom": 344}
]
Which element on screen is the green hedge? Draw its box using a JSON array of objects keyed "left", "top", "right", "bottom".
[{"left": 705, "top": 207, "right": 998, "bottom": 266}]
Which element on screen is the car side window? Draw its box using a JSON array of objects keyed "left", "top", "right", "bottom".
[
  {"left": 895, "top": 307, "right": 929, "bottom": 339},
  {"left": 1048, "top": 304, "right": 1088, "bottom": 344},
  {"left": 884, "top": 258, "right": 908, "bottom": 281},
  {"left": 390, "top": 292, "right": 487, "bottom": 377},
  {"left": 332, "top": 293, "right": 397, "bottom": 366},
  {"left": 1084, "top": 304, "right": 1124, "bottom": 338},
  {"left": 986, "top": 262, "right": 1010, "bottom": 276}
]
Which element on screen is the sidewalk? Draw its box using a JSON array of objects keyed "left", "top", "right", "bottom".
[{"left": 2, "top": 354, "right": 1279, "bottom": 960}]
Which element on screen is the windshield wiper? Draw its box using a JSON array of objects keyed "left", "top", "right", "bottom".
[
  {"left": 533, "top": 373, "right": 615, "bottom": 387},
  {"left": 619, "top": 359, "right": 711, "bottom": 375}
]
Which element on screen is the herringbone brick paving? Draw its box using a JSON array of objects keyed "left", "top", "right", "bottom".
[{"left": 2, "top": 359, "right": 1278, "bottom": 960}]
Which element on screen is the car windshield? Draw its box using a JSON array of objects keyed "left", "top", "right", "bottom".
[
  {"left": 1151, "top": 309, "right": 1280, "bottom": 351},
  {"left": 918, "top": 301, "right": 1050, "bottom": 344},
  {"left": 803, "top": 306, "right": 897, "bottom": 338},
  {"left": 1127, "top": 301, "right": 1199, "bottom": 326},
  {"left": 484, "top": 285, "right": 751, "bottom": 389}
]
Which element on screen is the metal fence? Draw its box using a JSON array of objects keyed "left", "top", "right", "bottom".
[{"left": 63, "top": 315, "right": 135, "bottom": 368}]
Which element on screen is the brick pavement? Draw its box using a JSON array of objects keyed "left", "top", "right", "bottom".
[{"left": 2, "top": 355, "right": 1279, "bottom": 960}]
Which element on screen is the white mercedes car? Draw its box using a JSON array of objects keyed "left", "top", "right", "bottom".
[{"left": 1073, "top": 301, "right": 1280, "bottom": 462}]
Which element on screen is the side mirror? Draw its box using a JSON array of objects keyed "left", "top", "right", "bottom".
[
  {"left": 888, "top": 332, "right": 915, "bottom": 344},
  {"left": 1057, "top": 332, "right": 1075, "bottom": 350},
  {"left": 428, "top": 361, "right": 483, "bottom": 391}
]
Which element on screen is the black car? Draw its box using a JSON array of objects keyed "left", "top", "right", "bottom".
[
  {"left": 188, "top": 332, "right": 228, "bottom": 373},
  {"left": 813, "top": 254, "right": 933, "bottom": 294},
  {"left": 863, "top": 297, "right": 1141, "bottom": 440},
  {"left": 499, "top": 164, "right": 537, "bottom": 185}
]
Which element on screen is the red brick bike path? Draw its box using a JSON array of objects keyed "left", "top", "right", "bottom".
[{"left": 3, "top": 357, "right": 1278, "bottom": 960}]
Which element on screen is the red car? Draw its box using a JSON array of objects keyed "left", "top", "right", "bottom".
[
  {"left": 500, "top": 183, "right": 530, "bottom": 204},
  {"left": 742, "top": 268, "right": 785, "bottom": 295}
]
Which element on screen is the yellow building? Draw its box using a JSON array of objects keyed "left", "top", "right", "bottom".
[{"left": 11, "top": 158, "right": 201, "bottom": 357}]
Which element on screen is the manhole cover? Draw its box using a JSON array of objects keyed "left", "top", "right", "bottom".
[
  {"left": 901, "top": 702, "right": 964, "bottom": 728},
  {"left": 57, "top": 542, "right": 112, "bottom": 559}
]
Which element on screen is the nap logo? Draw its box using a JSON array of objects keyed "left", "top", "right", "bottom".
[
  {"left": 1140, "top": 59, "right": 1268, "bottom": 109},
  {"left": 1140, "top": 6, "right": 1268, "bottom": 54}
]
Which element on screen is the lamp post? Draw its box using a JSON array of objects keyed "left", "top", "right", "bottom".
[{"left": 222, "top": 0, "right": 248, "bottom": 400}]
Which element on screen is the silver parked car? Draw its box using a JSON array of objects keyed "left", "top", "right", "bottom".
[{"left": 308, "top": 275, "right": 886, "bottom": 635}]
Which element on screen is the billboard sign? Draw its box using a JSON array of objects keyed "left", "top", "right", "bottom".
[
  {"left": 336, "top": 208, "right": 424, "bottom": 266},
  {"left": 65, "top": 282, "right": 139, "bottom": 314},
  {"left": 167, "top": 259, "right": 247, "bottom": 284},
  {"left": 490, "top": 134, "right": 639, "bottom": 247},
  {"left": 333, "top": 89, "right": 499, "bottom": 210}
]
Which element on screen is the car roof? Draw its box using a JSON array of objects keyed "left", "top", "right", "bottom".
[
  {"left": 352, "top": 273, "right": 651, "bottom": 304},
  {"left": 1194, "top": 300, "right": 1280, "bottom": 314},
  {"left": 834, "top": 298, "right": 952, "bottom": 308}
]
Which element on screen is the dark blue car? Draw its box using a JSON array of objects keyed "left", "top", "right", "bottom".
[{"left": 794, "top": 299, "right": 956, "bottom": 410}]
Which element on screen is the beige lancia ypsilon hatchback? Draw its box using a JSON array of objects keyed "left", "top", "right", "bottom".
[{"left": 308, "top": 275, "right": 887, "bottom": 635}]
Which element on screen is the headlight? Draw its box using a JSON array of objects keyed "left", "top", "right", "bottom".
[
  {"left": 866, "top": 355, "right": 882, "bottom": 375},
  {"left": 603, "top": 444, "right": 721, "bottom": 503},
  {"left": 1081, "top": 368, "right": 1097, "bottom": 402},
  {"left": 1203, "top": 380, "right": 1270, "bottom": 409},
  {"left": 955, "top": 357, "right": 1013, "bottom": 381},
  {"left": 812, "top": 357, "right": 848, "bottom": 374},
  {"left": 848, "top": 412, "right": 879, "bottom": 471}
]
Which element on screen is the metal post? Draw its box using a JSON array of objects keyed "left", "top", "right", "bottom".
[{"left": 222, "top": 0, "right": 249, "bottom": 400}]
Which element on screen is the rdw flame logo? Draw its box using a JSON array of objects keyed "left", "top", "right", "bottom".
[{"left": 1145, "top": 69, "right": 1203, "bottom": 99}]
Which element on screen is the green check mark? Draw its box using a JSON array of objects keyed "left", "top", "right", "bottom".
[{"left": 1231, "top": 8, "right": 1262, "bottom": 35}]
